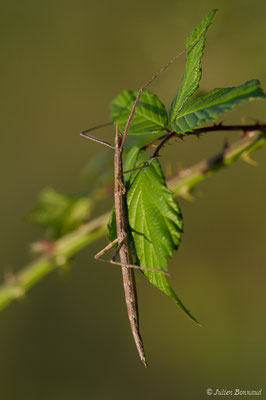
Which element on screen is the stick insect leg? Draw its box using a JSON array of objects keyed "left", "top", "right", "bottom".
[
  {"left": 80, "top": 131, "right": 115, "bottom": 149},
  {"left": 122, "top": 158, "right": 156, "bottom": 175},
  {"left": 96, "top": 235, "right": 126, "bottom": 262},
  {"left": 111, "top": 238, "right": 125, "bottom": 261},
  {"left": 95, "top": 235, "right": 127, "bottom": 263},
  {"left": 117, "top": 177, "right": 126, "bottom": 194},
  {"left": 121, "top": 29, "right": 206, "bottom": 148},
  {"left": 94, "top": 238, "right": 118, "bottom": 260},
  {"left": 95, "top": 237, "right": 170, "bottom": 276},
  {"left": 109, "top": 259, "right": 170, "bottom": 276}
]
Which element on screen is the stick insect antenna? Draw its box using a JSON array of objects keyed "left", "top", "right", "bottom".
[
  {"left": 80, "top": 121, "right": 115, "bottom": 148},
  {"left": 121, "top": 28, "right": 206, "bottom": 148},
  {"left": 81, "top": 121, "right": 113, "bottom": 135}
]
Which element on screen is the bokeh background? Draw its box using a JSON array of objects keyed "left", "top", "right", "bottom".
[{"left": 0, "top": 0, "right": 265, "bottom": 399}]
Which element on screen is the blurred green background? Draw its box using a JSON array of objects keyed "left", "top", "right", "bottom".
[{"left": 0, "top": 0, "right": 265, "bottom": 399}]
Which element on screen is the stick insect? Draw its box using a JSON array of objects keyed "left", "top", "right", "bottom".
[{"left": 81, "top": 30, "right": 205, "bottom": 367}]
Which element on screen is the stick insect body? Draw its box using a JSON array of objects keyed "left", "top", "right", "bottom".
[
  {"left": 81, "top": 123, "right": 149, "bottom": 366},
  {"left": 81, "top": 30, "right": 205, "bottom": 367}
]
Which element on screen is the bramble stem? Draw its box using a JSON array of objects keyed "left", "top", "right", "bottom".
[
  {"left": 168, "top": 130, "right": 266, "bottom": 196},
  {"left": 0, "top": 130, "right": 265, "bottom": 311},
  {"left": 141, "top": 123, "right": 266, "bottom": 153},
  {"left": 0, "top": 213, "right": 109, "bottom": 310}
]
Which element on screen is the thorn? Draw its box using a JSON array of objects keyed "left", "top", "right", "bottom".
[
  {"left": 31, "top": 240, "right": 54, "bottom": 256},
  {"left": 58, "top": 260, "right": 72, "bottom": 271},
  {"left": 245, "top": 116, "right": 261, "bottom": 126},
  {"left": 179, "top": 186, "right": 195, "bottom": 202},
  {"left": 4, "top": 270, "right": 25, "bottom": 299},
  {"left": 223, "top": 139, "right": 229, "bottom": 151},
  {"left": 55, "top": 255, "right": 68, "bottom": 267},
  {"left": 241, "top": 152, "right": 258, "bottom": 166},
  {"left": 10, "top": 285, "right": 25, "bottom": 300}
]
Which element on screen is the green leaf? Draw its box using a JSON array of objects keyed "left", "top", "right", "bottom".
[
  {"left": 30, "top": 188, "right": 91, "bottom": 239},
  {"left": 127, "top": 158, "right": 199, "bottom": 323},
  {"left": 169, "top": 9, "right": 217, "bottom": 124},
  {"left": 111, "top": 89, "right": 168, "bottom": 135},
  {"left": 107, "top": 207, "right": 116, "bottom": 243},
  {"left": 123, "top": 145, "right": 140, "bottom": 183},
  {"left": 127, "top": 159, "right": 183, "bottom": 272},
  {"left": 172, "top": 80, "right": 266, "bottom": 133}
]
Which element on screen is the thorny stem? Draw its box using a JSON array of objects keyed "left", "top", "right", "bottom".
[
  {"left": 141, "top": 123, "right": 266, "bottom": 154},
  {"left": 152, "top": 130, "right": 173, "bottom": 158},
  {"left": 168, "top": 129, "right": 266, "bottom": 196},
  {"left": 0, "top": 129, "right": 265, "bottom": 311}
]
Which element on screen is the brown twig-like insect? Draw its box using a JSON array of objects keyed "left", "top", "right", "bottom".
[
  {"left": 81, "top": 124, "right": 151, "bottom": 366},
  {"left": 81, "top": 30, "right": 205, "bottom": 367}
]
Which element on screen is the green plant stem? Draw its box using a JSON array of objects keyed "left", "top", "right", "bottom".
[
  {"left": 0, "top": 213, "right": 109, "bottom": 310},
  {"left": 0, "top": 130, "right": 265, "bottom": 311},
  {"left": 168, "top": 130, "right": 266, "bottom": 196}
]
